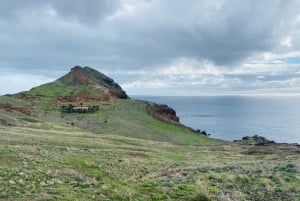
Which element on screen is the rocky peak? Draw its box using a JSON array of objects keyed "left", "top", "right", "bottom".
[
  {"left": 66, "top": 66, "right": 92, "bottom": 85},
  {"left": 23, "top": 66, "right": 129, "bottom": 101}
]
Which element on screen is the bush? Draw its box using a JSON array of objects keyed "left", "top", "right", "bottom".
[
  {"left": 191, "top": 180, "right": 211, "bottom": 201},
  {"left": 191, "top": 193, "right": 211, "bottom": 201}
]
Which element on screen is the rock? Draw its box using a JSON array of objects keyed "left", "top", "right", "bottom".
[
  {"left": 147, "top": 103, "right": 180, "bottom": 122},
  {"left": 242, "top": 136, "right": 250, "bottom": 140},
  {"left": 203, "top": 131, "right": 208, "bottom": 136},
  {"left": 235, "top": 135, "right": 276, "bottom": 145},
  {"left": 195, "top": 129, "right": 211, "bottom": 137}
]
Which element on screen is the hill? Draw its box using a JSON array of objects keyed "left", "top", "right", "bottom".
[
  {"left": 22, "top": 66, "right": 128, "bottom": 101},
  {"left": 1, "top": 66, "right": 213, "bottom": 144},
  {"left": 0, "top": 66, "right": 300, "bottom": 200}
]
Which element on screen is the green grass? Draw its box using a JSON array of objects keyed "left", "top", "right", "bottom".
[
  {"left": 0, "top": 96, "right": 28, "bottom": 106},
  {"left": 26, "top": 81, "right": 87, "bottom": 97},
  {"left": 53, "top": 99, "right": 220, "bottom": 146},
  {"left": 0, "top": 97, "right": 300, "bottom": 200},
  {"left": 0, "top": 123, "right": 299, "bottom": 200}
]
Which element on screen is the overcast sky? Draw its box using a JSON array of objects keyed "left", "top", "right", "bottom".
[{"left": 1, "top": 0, "right": 300, "bottom": 95}]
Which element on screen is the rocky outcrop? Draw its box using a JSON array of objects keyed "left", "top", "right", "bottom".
[
  {"left": 146, "top": 102, "right": 212, "bottom": 137},
  {"left": 234, "top": 135, "right": 275, "bottom": 145},
  {"left": 234, "top": 135, "right": 300, "bottom": 155},
  {"left": 147, "top": 103, "right": 180, "bottom": 123}
]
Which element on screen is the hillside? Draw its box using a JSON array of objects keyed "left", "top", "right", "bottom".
[
  {"left": 1, "top": 66, "right": 210, "bottom": 144},
  {"left": 22, "top": 66, "right": 128, "bottom": 101},
  {"left": 0, "top": 66, "right": 300, "bottom": 200}
]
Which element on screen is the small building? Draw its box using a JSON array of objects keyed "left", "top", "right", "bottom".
[{"left": 72, "top": 106, "right": 89, "bottom": 111}]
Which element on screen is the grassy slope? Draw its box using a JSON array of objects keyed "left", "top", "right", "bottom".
[
  {"left": 56, "top": 100, "right": 219, "bottom": 146},
  {"left": 26, "top": 81, "right": 86, "bottom": 97},
  {"left": 0, "top": 96, "right": 300, "bottom": 200}
]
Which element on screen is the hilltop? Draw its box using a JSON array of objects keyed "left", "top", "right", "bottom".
[
  {"left": 17, "top": 66, "right": 128, "bottom": 102},
  {"left": 0, "top": 66, "right": 300, "bottom": 200}
]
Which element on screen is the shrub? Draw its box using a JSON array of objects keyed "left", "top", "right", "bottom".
[{"left": 191, "top": 180, "right": 211, "bottom": 201}]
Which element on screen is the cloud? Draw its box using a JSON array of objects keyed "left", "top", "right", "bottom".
[
  {"left": 117, "top": 56, "right": 300, "bottom": 95},
  {"left": 1, "top": 0, "right": 299, "bottom": 69},
  {"left": 0, "top": 73, "right": 54, "bottom": 95},
  {"left": 0, "top": 0, "right": 119, "bottom": 23},
  {"left": 52, "top": 0, "right": 119, "bottom": 24},
  {"left": 123, "top": 79, "right": 170, "bottom": 90},
  {"left": 0, "top": 0, "right": 300, "bottom": 95}
]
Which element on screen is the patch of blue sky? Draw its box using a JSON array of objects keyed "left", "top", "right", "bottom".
[{"left": 285, "top": 57, "right": 300, "bottom": 64}]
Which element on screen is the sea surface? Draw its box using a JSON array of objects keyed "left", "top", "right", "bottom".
[{"left": 134, "top": 95, "right": 300, "bottom": 144}]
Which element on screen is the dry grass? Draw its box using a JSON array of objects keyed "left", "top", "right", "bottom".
[
  {"left": 1, "top": 123, "right": 299, "bottom": 200},
  {"left": 0, "top": 97, "right": 300, "bottom": 200}
]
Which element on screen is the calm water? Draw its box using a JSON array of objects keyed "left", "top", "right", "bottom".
[{"left": 135, "top": 95, "right": 300, "bottom": 143}]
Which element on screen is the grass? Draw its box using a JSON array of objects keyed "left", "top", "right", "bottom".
[
  {"left": 55, "top": 99, "right": 219, "bottom": 146},
  {"left": 0, "top": 96, "right": 28, "bottom": 106},
  {"left": 26, "top": 81, "right": 88, "bottom": 97},
  {"left": 1, "top": 123, "right": 299, "bottom": 200},
  {"left": 0, "top": 97, "right": 300, "bottom": 200}
]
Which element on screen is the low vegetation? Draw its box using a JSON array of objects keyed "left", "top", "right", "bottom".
[
  {"left": 0, "top": 96, "right": 299, "bottom": 200},
  {"left": 1, "top": 67, "right": 299, "bottom": 200}
]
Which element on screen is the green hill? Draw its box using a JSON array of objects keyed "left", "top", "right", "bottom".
[
  {"left": 25, "top": 66, "right": 128, "bottom": 101},
  {"left": 3, "top": 66, "right": 213, "bottom": 144},
  {"left": 0, "top": 66, "right": 299, "bottom": 200}
]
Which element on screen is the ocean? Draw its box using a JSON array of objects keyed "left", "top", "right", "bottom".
[{"left": 134, "top": 95, "right": 300, "bottom": 144}]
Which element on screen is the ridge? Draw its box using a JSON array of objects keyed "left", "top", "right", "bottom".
[{"left": 23, "top": 66, "right": 129, "bottom": 101}]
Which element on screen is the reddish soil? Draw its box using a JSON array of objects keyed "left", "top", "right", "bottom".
[
  {"left": 56, "top": 87, "right": 121, "bottom": 103},
  {"left": 0, "top": 103, "right": 31, "bottom": 116},
  {"left": 70, "top": 66, "right": 92, "bottom": 84},
  {"left": 148, "top": 103, "right": 179, "bottom": 122},
  {"left": 56, "top": 95, "right": 118, "bottom": 103}
]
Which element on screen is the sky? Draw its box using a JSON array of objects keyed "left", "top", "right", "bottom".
[{"left": 1, "top": 0, "right": 300, "bottom": 96}]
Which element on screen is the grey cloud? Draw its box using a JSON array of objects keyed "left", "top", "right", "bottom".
[
  {"left": 51, "top": 0, "right": 120, "bottom": 24},
  {"left": 1, "top": 0, "right": 299, "bottom": 71},
  {"left": 0, "top": 0, "right": 119, "bottom": 23},
  {"left": 92, "top": 0, "right": 299, "bottom": 67},
  {"left": 0, "top": 0, "right": 300, "bottom": 95}
]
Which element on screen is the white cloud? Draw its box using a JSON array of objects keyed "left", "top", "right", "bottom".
[
  {"left": 158, "top": 58, "right": 222, "bottom": 78},
  {"left": 122, "top": 79, "right": 170, "bottom": 90},
  {"left": 107, "top": 3, "right": 136, "bottom": 21},
  {"left": 0, "top": 73, "right": 54, "bottom": 95},
  {"left": 281, "top": 36, "right": 292, "bottom": 47},
  {"left": 256, "top": 75, "right": 265, "bottom": 79},
  {"left": 119, "top": 56, "right": 300, "bottom": 95},
  {"left": 251, "top": 77, "right": 300, "bottom": 89}
]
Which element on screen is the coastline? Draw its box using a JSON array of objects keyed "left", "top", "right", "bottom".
[{"left": 134, "top": 95, "right": 300, "bottom": 144}]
